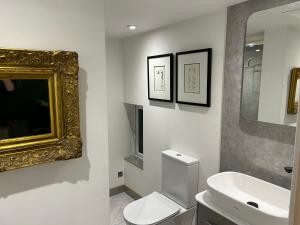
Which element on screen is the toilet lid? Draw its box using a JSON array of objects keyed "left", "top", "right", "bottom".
[{"left": 123, "top": 192, "right": 181, "bottom": 225}]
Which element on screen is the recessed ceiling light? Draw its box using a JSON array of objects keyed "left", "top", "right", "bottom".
[
  {"left": 127, "top": 25, "right": 137, "bottom": 30},
  {"left": 256, "top": 49, "right": 261, "bottom": 52},
  {"left": 248, "top": 43, "right": 255, "bottom": 47}
]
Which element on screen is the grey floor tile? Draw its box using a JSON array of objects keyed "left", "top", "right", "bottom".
[{"left": 110, "top": 192, "right": 134, "bottom": 225}]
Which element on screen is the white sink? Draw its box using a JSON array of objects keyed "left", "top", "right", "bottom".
[{"left": 207, "top": 172, "right": 291, "bottom": 225}]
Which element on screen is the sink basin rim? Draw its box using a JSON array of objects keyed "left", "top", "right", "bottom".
[{"left": 207, "top": 171, "right": 290, "bottom": 220}]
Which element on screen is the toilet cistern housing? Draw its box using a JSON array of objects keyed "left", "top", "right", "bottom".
[{"left": 161, "top": 150, "right": 199, "bottom": 209}]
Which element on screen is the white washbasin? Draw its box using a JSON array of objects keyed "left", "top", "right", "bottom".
[{"left": 207, "top": 172, "right": 291, "bottom": 225}]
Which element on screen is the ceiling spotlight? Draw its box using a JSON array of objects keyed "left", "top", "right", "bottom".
[
  {"left": 248, "top": 43, "right": 255, "bottom": 47},
  {"left": 256, "top": 49, "right": 261, "bottom": 52},
  {"left": 127, "top": 25, "right": 137, "bottom": 30}
]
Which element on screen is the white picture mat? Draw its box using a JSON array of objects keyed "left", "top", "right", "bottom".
[
  {"left": 154, "top": 66, "right": 165, "bottom": 91},
  {"left": 178, "top": 52, "right": 208, "bottom": 104},
  {"left": 149, "top": 56, "right": 171, "bottom": 100},
  {"left": 296, "top": 80, "right": 300, "bottom": 103},
  {"left": 184, "top": 63, "right": 201, "bottom": 93}
]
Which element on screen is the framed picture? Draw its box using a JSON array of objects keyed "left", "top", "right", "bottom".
[
  {"left": 147, "top": 54, "right": 173, "bottom": 102},
  {"left": 176, "top": 49, "right": 212, "bottom": 107},
  {"left": 287, "top": 68, "right": 300, "bottom": 114}
]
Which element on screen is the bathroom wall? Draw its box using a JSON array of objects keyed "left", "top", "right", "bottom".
[
  {"left": 258, "top": 26, "right": 300, "bottom": 126},
  {"left": 122, "top": 10, "right": 227, "bottom": 196},
  {"left": 221, "top": 0, "right": 299, "bottom": 189},
  {"left": 259, "top": 26, "right": 289, "bottom": 124},
  {"left": 282, "top": 27, "right": 300, "bottom": 125},
  {"left": 106, "top": 39, "right": 132, "bottom": 188},
  {"left": 0, "top": 1, "right": 110, "bottom": 225}
]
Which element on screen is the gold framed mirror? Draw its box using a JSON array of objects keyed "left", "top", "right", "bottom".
[
  {"left": 0, "top": 48, "right": 82, "bottom": 172},
  {"left": 288, "top": 68, "right": 300, "bottom": 114}
]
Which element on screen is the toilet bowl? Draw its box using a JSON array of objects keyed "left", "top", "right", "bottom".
[
  {"left": 123, "top": 150, "right": 199, "bottom": 225},
  {"left": 123, "top": 192, "right": 196, "bottom": 225}
]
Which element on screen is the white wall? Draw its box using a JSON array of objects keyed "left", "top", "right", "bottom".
[
  {"left": 259, "top": 26, "right": 288, "bottom": 124},
  {"left": 123, "top": 10, "right": 226, "bottom": 196},
  {"left": 106, "top": 39, "right": 132, "bottom": 188},
  {"left": 282, "top": 27, "right": 300, "bottom": 125},
  {"left": 0, "top": 1, "right": 109, "bottom": 225},
  {"left": 259, "top": 26, "right": 300, "bottom": 126}
]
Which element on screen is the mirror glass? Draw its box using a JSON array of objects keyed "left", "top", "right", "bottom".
[
  {"left": 0, "top": 79, "right": 52, "bottom": 140},
  {"left": 242, "top": 2, "right": 300, "bottom": 126}
]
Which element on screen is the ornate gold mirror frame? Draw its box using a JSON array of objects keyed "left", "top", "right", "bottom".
[
  {"left": 288, "top": 68, "right": 300, "bottom": 114},
  {"left": 0, "top": 48, "right": 82, "bottom": 172}
]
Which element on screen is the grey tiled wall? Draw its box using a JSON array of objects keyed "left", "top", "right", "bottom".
[{"left": 221, "top": 0, "right": 299, "bottom": 189}]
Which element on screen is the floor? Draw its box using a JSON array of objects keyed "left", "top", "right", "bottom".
[{"left": 110, "top": 192, "right": 134, "bottom": 225}]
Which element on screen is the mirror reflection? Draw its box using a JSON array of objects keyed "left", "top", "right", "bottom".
[
  {"left": 0, "top": 79, "right": 51, "bottom": 140},
  {"left": 242, "top": 2, "right": 300, "bottom": 126}
]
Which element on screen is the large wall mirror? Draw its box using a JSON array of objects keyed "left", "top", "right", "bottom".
[
  {"left": 0, "top": 49, "right": 82, "bottom": 172},
  {"left": 242, "top": 2, "right": 300, "bottom": 126},
  {"left": 0, "top": 76, "right": 56, "bottom": 144}
]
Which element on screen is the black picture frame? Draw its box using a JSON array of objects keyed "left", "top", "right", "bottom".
[
  {"left": 176, "top": 48, "right": 212, "bottom": 107},
  {"left": 147, "top": 53, "right": 174, "bottom": 102}
]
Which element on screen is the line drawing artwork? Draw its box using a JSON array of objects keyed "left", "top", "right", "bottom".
[
  {"left": 184, "top": 63, "right": 200, "bottom": 94},
  {"left": 154, "top": 66, "right": 166, "bottom": 91}
]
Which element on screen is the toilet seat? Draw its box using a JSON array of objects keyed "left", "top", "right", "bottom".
[{"left": 123, "top": 192, "right": 181, "bottom": 225}]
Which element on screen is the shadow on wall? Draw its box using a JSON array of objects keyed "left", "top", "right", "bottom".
[
  {"left": 124, "top": 103, "right": 136, "bottom": 135},
  {"left": 150, "top": 100, "right": 175, "bottom": 109},
  {"left": 178, "top": 104, "right": 210, "bottom": 114},
  {"left": 149, "top": 99, "right": 211, "bottom": 114},
  {"left": 0, "top": 68, "right": 90, "bottom": 198}
]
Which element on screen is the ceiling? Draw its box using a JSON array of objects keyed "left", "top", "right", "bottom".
[{"left": 105, "top": 0, "right": 247, "bottom": 39}]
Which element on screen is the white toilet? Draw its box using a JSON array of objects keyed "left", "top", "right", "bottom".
[{"left": 123, "top": 150, "right": 199, "bottom": 225}]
